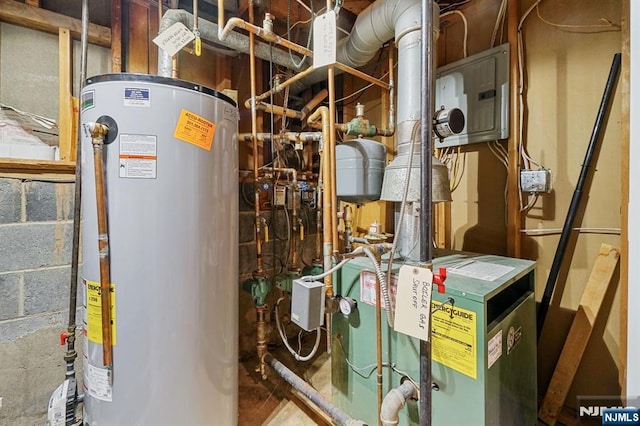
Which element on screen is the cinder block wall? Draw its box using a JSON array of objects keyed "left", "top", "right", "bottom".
[{"left": 0, "top": 177, "right": 76, "bottom": 425}]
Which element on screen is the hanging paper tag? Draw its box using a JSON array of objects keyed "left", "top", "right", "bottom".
[
  {"left": 313, "top": 11, "right": 337, "bottom": 68},
  {"left": 393, "top": 265, "right": 433, "bottom": 341},
  {"left": 153, "top": 22, "right": 195, "bottom": 57}
]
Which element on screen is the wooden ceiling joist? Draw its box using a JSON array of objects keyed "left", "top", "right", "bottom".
[{"left": 0, "top": 0, "right": 111, "bottom": 47}]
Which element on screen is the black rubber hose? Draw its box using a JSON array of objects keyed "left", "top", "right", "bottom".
[{"left": 537, "top": 53, "right": 622, "bottom": 339}]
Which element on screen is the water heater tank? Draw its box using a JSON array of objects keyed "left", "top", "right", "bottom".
[
  {"left": 336, "top": 138, "right": 386, "bottom": 203},
  {"left": 80, "top": 74, "right": 238, "bottom": 425}
]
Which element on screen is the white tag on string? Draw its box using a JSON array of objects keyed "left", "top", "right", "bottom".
[
  {"left": 313, "top": 11, "right": 337, "bottom": 68},
  {"left": 153, "top": 22, "right": 195, "bottom": 57},
  {"left": 393, "top": 265, "right": 433, "bottom": 341}
]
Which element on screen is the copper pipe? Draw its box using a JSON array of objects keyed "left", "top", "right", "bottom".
[
  {"left": 252, "top": 101, "right": 304, "bottom": 120},
  {"left": 220, "top": 17, "right": 313, "bottom": 57},
  {"left": 256, "top": 307, "right": 268, "bottom": 379},
  {"left": 334, "top": 62, "right": 391, "bottom": 90},
  {"left": 328, "top": 66, "right": 339, "bottom": 256},
  {"left": 290, "top": 183, "right": 300, "bottom": 270},
  {"left": 239, "top": 132, "right": 321, "bottom": 143},
  {"left": 158, "top": 0, "right": 163, "bottom": 34},
  {"left": 90, "top": 123, "right": 113, "bottom": 368},
  {"left": 308, "top": 107, "right": 332, "bottom": 298},
  {"left": 248, "top": 2, "right": 264, "bottom": 275},
  {"left": 300, "top": 89, "right": 328, "bottom": 120},
  {"left": 269, "top": 167, "right": 298, "bottom": 182},
  {"left": 253, "top": 67, "right": 316, "bottom": 104},
  {"left": 377, "top": 43, "right": 396, "bottom": 137}
]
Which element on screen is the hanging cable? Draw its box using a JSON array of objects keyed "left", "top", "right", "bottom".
[{"left": 275, "top": 297, "right": 321, "bottom": 361}]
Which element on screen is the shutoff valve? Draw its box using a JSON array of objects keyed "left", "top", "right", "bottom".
[{"left": 433, "top": 267, "right": 447, "bottom": 294}]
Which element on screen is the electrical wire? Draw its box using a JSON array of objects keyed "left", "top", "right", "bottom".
[
  {"left": 275, "top": 297, "right": 321, "bottom": 361},
  {"left": 535, "top": 4, "right": 619, "bottom": 33},
  {"left": 440, "top": 10, "right": 468, "bottom": 58},
  {"left": 491, "top": 0, "right": 508, "bottom": 47}
]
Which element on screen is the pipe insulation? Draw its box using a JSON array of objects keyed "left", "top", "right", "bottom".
[
  {"left": 380, "top": 380, "right": 418, "bottom": 426},
  {"left": 157, "top": 9, "right": 303, "bottom": 77},
  {"left": 264, "top": 354, "right": 368, "bottom": 426}
]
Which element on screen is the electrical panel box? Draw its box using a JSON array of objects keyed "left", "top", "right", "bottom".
[
  {"left": 291, "top": 279, "right": 325, "bottom": 331},
  {"left": 434, "top": 43, "right": 510, "bottom": 148}
]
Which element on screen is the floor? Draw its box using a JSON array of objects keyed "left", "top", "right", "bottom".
[{"left": 238, "top": 345, "right": 332, "bottom": 426}]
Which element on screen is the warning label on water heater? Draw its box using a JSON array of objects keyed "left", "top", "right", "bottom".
[
  {"left": 431, "top": 302, "right": 477, "bottom": 379},
  {"left": 173, "top": 109, "right": 216, "bottom": 151},
  {"left": 119, "top": 134, "right": 157, "bottom": 179},
  {"left": 84, "top": 279, "right": 117, "bottom": 345}
]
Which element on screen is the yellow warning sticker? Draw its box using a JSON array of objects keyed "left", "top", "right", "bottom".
[
  {"left": 173, "top": 109, "right": 216, "bottom": 150},
  {"left": 86, "top": 280, "right": 116, "bottom": 345},
  {"left": 431, "top": 302, "right": 477, "bottom": 379}
]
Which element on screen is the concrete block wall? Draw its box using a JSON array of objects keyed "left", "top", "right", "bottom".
[{"left": 0, "top": 177, "right": 76, "bottom": 426}]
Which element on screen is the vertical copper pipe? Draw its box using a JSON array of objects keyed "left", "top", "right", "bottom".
[
  {"left": 308, "top": 106, "right": 332, "bottom": 352},
  {"left": 248, "top": 1, "right": 264, "bottom": 275},
  {"left": 91, "top": 125, "right": 113, "bottom": 367},
  {"left": 328, "top": 66, "right": 339, "bottom": 255}
]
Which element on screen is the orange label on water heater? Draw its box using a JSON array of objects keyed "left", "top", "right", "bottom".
[{"left": 173, "top": 109, "right": 216, "bottom": 151}]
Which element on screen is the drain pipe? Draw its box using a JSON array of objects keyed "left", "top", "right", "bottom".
[
  {"left": 157, "top": 9, "right": 302, "bottom": 77},
  {"left": 380, "top": 380, "right": 418, "bottom": 426},
  {"left": 264, "top": 353, "right": 367, "bottom": 426}
]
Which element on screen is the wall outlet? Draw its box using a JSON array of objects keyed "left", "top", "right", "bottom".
[{"left": 520, "top": 168, "right": 552, "bottom": 193}]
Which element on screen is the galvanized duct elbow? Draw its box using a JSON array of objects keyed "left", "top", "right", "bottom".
[
  {"left": 336, "top": 0, "right": 421, "bottom": 67},
  {"left": 157, "top": 9, "right": 303, "bottom": 77}
]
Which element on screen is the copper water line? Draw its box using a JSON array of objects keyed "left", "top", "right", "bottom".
[
  {"left": 300, "top": 89, "right": 328, "bottom": 120},
  {"left": 334, "top": 62, "right": 391, "bottom": 90},
  {"left": 328, "top": 66, "right": 339, "bottom": 256},
  {"left": 308, "top": 107, "right": 333, "bottom": 298},
  {"left": 290, "top": 183, "right": 301, "bottom": 271},
  {"left": 89, "top": 123, "right": 113, "bottom": 368},
  {"left": 238, "top": 132, "right": 321, "bottom": 143},
  {"left": 248, "top": 2, "right": 264, "bottom": 276},
  {"left": 377, "top": 44, "right": 396, "bottom": 138},
  {"left": 253, "top": 67, "right": 316, "bottom": 104},
  {"left": 220, "top": 18, "right": 313, "bottom": 57}
]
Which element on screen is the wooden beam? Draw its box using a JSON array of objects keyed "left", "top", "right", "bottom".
[
  {"left": 0, "top": 159, "right": 75, "bottom": 174},
  {"left": 0, "top": 0, "right": 110, "bottom": 47},
  {"left": 506, "top": 0, "right": 522, "bottom": 257},
  {"left": 127, "top": 1, "right": 150, "bottom": 73},
  {"left": 619, "top": 0, "right": 630, "bottom": 397},
  {"left": 58, "top": 28, "right": 73, "bottom": 162},
  {"left": 25, "top": 0, "right": 40, "bottom": 6},
  {"left": 538, "top": 244, "right": 620, "bottom": 425},
  {"left": 112, "top": 0, "right": 122, "bottom": 72}
]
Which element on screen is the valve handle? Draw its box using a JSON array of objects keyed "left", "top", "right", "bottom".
[{"left": 433, "top": 267, "right": 447, "bottom": 294}]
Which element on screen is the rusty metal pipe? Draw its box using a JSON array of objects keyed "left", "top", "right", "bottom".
[
  {"left": 90, "top": 123, "right": 113, "bottom": 368},
  {"left": 256, "top": 307, "right": 268, "bottom": 379}
]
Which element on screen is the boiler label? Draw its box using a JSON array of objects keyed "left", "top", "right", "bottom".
[
  {"left": 431, "top": 302, "right": 477, "bottom": 379},
  {"left": 174, "top": 109, "right": 216, "bottom": 151},
  {"left": 360, "top": 270, "right": 397, "bottom": 310},
  {"left": 124, "top": 87, "right": 150, "bottom": 107},
  {"left": 119, "top": 134, "right": 157, "bottom": 179},
  {"left": 85, "top": 279, "right": 117, "bottom": 345}
]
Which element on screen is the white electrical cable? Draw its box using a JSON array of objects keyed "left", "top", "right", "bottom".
[
  {"left": 440, "top": 10, "right": 468, "bottom": 58},
  {"left": 275, "top": 297, "right": 322, "bottom": 361},
  {"left": 491, "top": 0, "right": 508, "bottom": 47},
  {"left": 299, "top": 258, "right": 351, "bottom": 281}
]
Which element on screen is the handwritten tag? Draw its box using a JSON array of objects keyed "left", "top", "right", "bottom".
[
  {"left": 153, "top": 22, "right": 195, "bottom": 57},
  {"left": 313, "top": 11, "right": 336, "bottom": 68},
  {"left": 393, "top": 265, "right": 433, "bottom": 341}
]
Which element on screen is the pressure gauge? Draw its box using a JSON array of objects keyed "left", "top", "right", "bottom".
[{"left": 338, "top": 297, "right": 357, "bottom": 316}]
